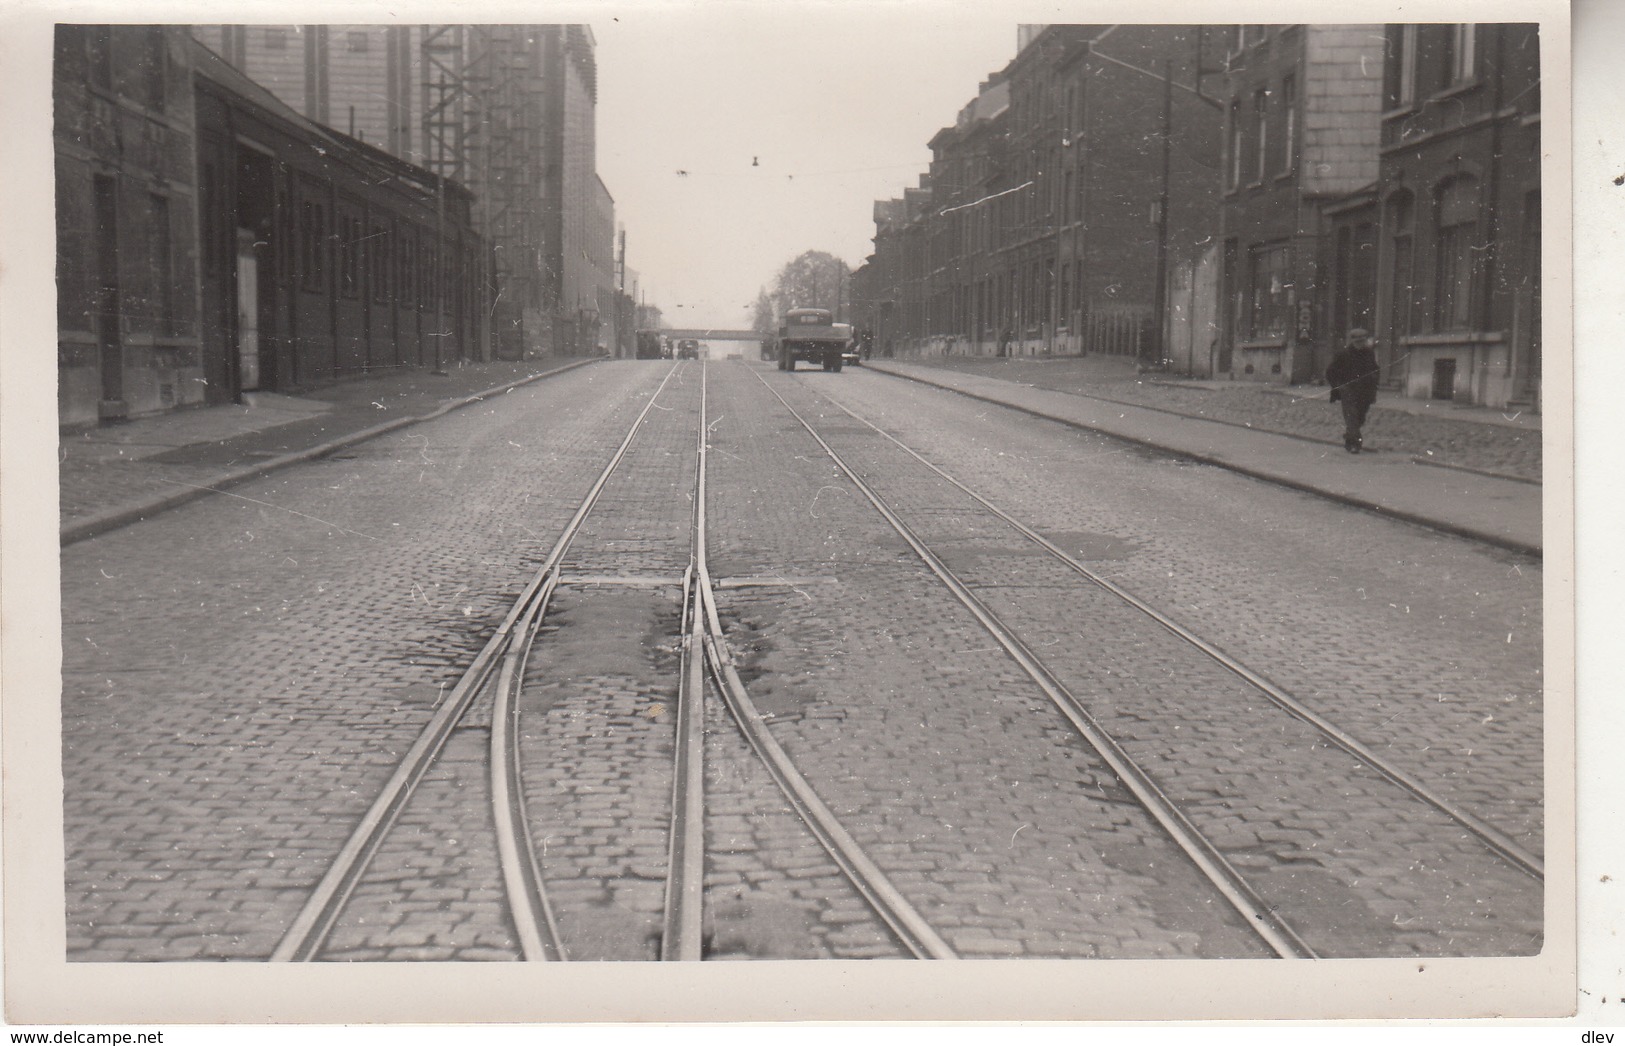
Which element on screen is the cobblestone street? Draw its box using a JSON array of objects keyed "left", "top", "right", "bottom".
[{"left": 56, "top": 358, "right": 1544, "bottom": 966}]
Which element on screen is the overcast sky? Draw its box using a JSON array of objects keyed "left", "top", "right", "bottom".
[{"left": 593, "top": 7, "right": 1020, "bottom": 329}]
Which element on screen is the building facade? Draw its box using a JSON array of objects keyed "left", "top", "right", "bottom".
[
  {"left": 55, "top": 26, "right": 204, "bottom": 427},
  {"left": 55, "top": 26, "right": 486, "bottom": 430},
  {"left": 192, "top": 24, "right": 614, "bottom": 360},
  {"left": 853, "top": 24, "right": 1225, "bottom": 365},
  {"left": 1371, "top": 23, "right": 1541, "bottom": 409},
  {"left": 1214, "top": 25, "right": 1386, "bottom": 385}
]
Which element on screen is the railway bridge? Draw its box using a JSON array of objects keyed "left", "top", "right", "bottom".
[{"left": 656, "top": 328, "right": 764, "bottom": 341}]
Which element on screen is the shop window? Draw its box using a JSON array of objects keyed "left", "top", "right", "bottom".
[{"left": 1248, "top": 243, "right": 1290, "bottom": 338}]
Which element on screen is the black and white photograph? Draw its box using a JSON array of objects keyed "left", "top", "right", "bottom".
[{"left": 1, "top": 0, "right": 1598, "bottom": 1030}]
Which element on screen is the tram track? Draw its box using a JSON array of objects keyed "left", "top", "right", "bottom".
[
  {"left": 754, "top": 363, "right": 1542, "bottom": 957},
  {"left": 797, "top": 375, "right": 1544, "bottom": 884},
  {"left": 271, "top": 360, "right": 955, "bottom": 962},
  {"left": 270, "top": 363, "right": 687, "bottom": 962}
]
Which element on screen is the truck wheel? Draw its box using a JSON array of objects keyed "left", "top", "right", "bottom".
[{"left": 832, "top": 357, "right": 843, "bottom": 373}]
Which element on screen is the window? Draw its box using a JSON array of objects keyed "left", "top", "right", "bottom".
[
  {"left": 1334, "top": 221, "right": 1377, "bottom": 335},
  {"left": 1252, "top": 89, "right": 1268, "bottom": 183},
  {"left": 398, "top": 229, "right": 415, "bottom": 304},
  {"left": 1227, "top": 98, "right": 1243, "bottom": 190},
  {"left": 1385, "top": 24, "right": 1418, "bottom": 108},
  {"left": 141, "top": 26, "right": 167, "bottom": 110},
  {"left": 338, "top": 211, "right": 360, "bottom": 298},
  {"left": 1279, "top": 75, "right": 1297, "bottom": 174},
  {"left": 301, "top": 197, "right": 327, "bottom": 292},
  {"left": 1248, "top": 243, "right": 1291, "bottom": 338},
  {"left": 1434, "top": 177, "right": 1479, "bottom": 330},
  {"left": 1386, "top": 191, "right": 1417, "bottom": 339},
  {"left": 1446, "top": 24, "right": 1476, "bottom": 84},
  {"left": 147, "top": 193, "right": 172, "bottom": 336},
  {"left": 371, "top": 222, "right": 390, "bottom": 303},
  {"left": 86, "top": 25, "right": 113, "bottom": 91}
]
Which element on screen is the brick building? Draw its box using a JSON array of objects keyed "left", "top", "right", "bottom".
[
  {"left": 54, "top": 26, "right": 204, "bottom": 427},
  {"left": 1370, "top": 23, "right": 1541, "bottom": 410},
  {"left": 1213, "top": 25, "right": 1386, "bottom": 385},
  {"left": 192, "top": 24, "right": 614, "bottom": 360},
  {"left": 852, "top": 25, "right": 1224, "bottom": 363}
]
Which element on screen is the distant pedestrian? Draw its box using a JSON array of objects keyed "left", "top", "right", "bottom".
[
  {"left": 998, "top": 328, "right": 1012, "bottom": 358},
  {"left": 1325, "top": 329, "right": 1381, "bottom": 453}
]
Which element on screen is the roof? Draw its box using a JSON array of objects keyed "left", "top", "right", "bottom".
[{"left": 188, "top": 36, "right": 471, "bottom": 206}]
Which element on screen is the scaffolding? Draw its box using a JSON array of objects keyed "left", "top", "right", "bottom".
[{"left": 419, "top": 25, "right": 549, "bottom": 358}]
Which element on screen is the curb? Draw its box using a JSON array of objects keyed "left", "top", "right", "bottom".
[
  {"left": 890, "top": 366, "right": 1540, "bottom": 486},
  {"left": 61, "top": 357, "right": 602, "bottom": 546},
  {"left": 867, "top": 364, "right": 1541, "bottom": 559}
]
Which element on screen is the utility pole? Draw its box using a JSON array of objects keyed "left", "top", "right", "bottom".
[
  {"left": 1150, "top": 56, "right": 1172, "bottom": 370},
  {"left": 432, "top": 169, "right": 448, "bottom": 375}
]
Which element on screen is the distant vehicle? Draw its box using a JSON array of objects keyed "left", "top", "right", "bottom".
[
  {"left": 635, "top": 330, "right": 664, "bottom": 360},
  {"left": 677, "top": 339, "right": 700, "bottom": 359},
  {"left": 773, "top": 308, "right": 854, "bottom": 372}
]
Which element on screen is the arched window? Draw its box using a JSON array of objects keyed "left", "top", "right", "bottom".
[{"left": 1433, "top": 176, "right": 1479, "bottom": 331}]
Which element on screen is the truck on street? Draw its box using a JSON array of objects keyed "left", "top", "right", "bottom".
[{"left": 773, "top": 308, "right": 855, "bottom": 372}]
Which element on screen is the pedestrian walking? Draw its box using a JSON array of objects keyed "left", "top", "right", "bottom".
[
  {"left": 998, "top": 328, "right": 1012, "bottom": 358},
  {"left": 1325, "top": 329, "right": 1382, "bottom": 453}
]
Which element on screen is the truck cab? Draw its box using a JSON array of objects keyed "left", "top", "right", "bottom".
[{"left": 775, "top": 308, "right": 853, "bottom": 372}]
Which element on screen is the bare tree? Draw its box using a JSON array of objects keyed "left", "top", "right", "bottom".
[
  {"left": 751, "top": 288, "right": 777, "bottom": 335},
  {"left": 769, "top": 250, "right": 847, "bottom": 320}
]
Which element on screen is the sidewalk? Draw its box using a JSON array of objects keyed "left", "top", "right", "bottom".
[
  {"left": 59, "top": 355, "right": 601, "bottom": 544},
  {"left": 880, "top": 354, "right": 1540, "bottom": 482},
  {"left": 864, "top": 358, "right": 1543, "bottom": 557}
]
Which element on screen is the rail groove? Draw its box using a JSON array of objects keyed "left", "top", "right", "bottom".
[
  {"left": 757, "top": 367, "right": 1319, "bottom": 959},
  {"left": 269, "top": 363, "right": 685, "bottom": 962},
  {"left": 812, "top": 383, "right": 1543, "bottom": 884},
  {"left": 685, "top": 362, "right": 958, "bottom": 961}
]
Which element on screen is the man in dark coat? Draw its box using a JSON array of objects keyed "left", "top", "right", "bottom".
[{"left": 1325, "top": 329, "right": 1381, "bottom": 453}]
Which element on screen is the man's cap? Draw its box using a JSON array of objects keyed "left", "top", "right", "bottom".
[{"left": 1347, "top": 328, "right": 1370, "bottom": 341}]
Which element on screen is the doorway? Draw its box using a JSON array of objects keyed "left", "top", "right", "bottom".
[{"left": 236, "top": 228, "right": 262, "bottom": 393}]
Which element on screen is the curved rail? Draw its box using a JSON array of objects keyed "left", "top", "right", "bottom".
[
  {"left": 810, "top": 384, "right": 1544, "bottom": 884},
  {"left": 754, "top": 367, "right": 1317, "bottom": 959},
  {"left": 672, "top": 361, "right": 958, "bottom": 961},
  {"left": 270, "top": 363, "right": 686, "bottom": 962},
  {"left": 489, "top": 576, "right": 567, "bottom": 961}
]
